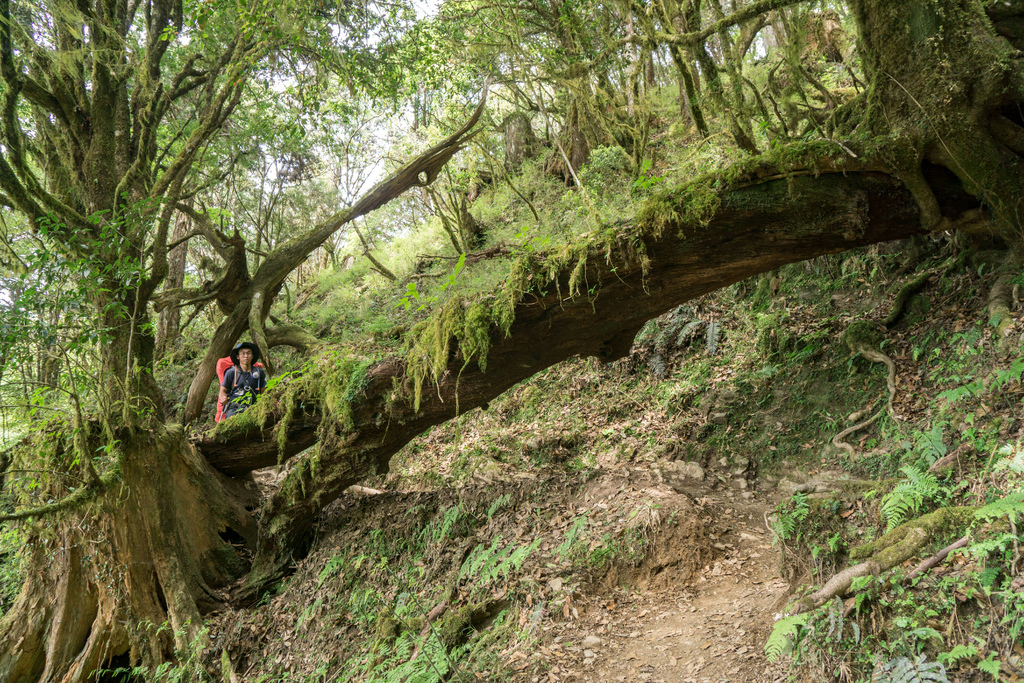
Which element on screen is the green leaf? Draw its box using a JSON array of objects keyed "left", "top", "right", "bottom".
[{"left": 764, "top": 613, "right": 809, "bottom": 662}]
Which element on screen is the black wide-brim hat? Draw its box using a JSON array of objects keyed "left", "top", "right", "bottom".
[{"left": 229, "top": 341, "right": 261, "bottom": 365}]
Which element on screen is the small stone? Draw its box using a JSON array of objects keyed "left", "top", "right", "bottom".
[
  {"left": 777, "top": 477, "right": 801, "bottom": 493},
  {"left": 582, "top": 635, "right": 603, "bottom": 647},
  {"left": 710, "top": 412, "right": 728, "bottom": 425},
  {"left": 719, "top": 457, "right": 729, "bottom": 467},
  {"left": 731, "top": 478, "right": 748, "bottom": 490},
  {"left": 548, "top": 578, "right": 563, "bottom": 592},
  {"left": 584, "top": 650, "right": 596, "bottom": 659},
  {"left": 742, "top": 491, "right": 753, "bottom": 500},
  {"left": 658, "top": 461, "right": 705, "bottom": 494}
]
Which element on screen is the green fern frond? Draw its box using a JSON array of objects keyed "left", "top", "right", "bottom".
[
  {"left": 676, "top": 320, "right": 704, "bottom": 346},
  {"left": 706, "top": 320, "right": 721, "bottom": 356},
  {"left": 881, "top": 466, "right": 942, "bottom": 530},
  {"left": 872, "top": 654, "right": 949, "bottom": 683},
  {"left": 974, "top": 491, "right": 1024, "bottom": 524},
  {"left": 765, "top": 613, "right": 810, "bottom": 662}
]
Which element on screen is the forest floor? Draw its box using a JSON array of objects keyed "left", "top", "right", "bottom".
[
  {"left": 217, "top": 450, "right": 832, "bottom": 683},
  {"left": 531, "top": 481, "right": 790, "bottom": 683}
]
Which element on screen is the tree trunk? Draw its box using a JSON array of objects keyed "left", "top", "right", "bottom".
[
  {"left": 0, "top": 426, "right": 254, "bottom": 682},
  {"left": 504, "top": 112, "right": 539, "bottom": 171},
  {"left": 851, "top": 0, "right": 1024, "bottom": 233},
  {"left": 156, "top": 210, "right": 191, "bottom": 360}
]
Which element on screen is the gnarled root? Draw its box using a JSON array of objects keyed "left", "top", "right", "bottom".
[
  {"left": 884, "top": 269, "right": 931, "bottom": 328},
  {"left": 885, "top": 252, "right": 966, "bottom": 328},
  {"left": 787, "top": 506, "right": 973, "bottom": 615},
  {"left": 987, "top": 269, "right": 1016, "bottom": 349},
  {"left": 833, "top": 322, "right": 898, "bottom": 455}
]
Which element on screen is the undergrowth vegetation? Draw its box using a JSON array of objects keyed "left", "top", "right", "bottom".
[{"left": 219, "top": 476, "right": 704, "bottom": 682}]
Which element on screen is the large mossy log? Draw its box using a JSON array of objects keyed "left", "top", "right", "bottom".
[{"left": 192, "top": 171, "right": 961, "bottom": 597}]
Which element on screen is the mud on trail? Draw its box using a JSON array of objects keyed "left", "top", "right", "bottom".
[{"left": 214, "top": 462, "right": 793, "bottom": 683}]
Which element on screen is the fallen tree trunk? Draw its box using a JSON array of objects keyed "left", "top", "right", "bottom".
[
  {"left": 190, "top": 170, "right": 978, "bottom": 599},
  {"left": 198, "top": 171, "right": 930, "bottom": 473}
]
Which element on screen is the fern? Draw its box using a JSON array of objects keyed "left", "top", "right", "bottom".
[
  {"left": 914, "top": 424, "right": 948, "bottom": 464},
  {"left": 937, "top": 382, "right": 980, "bottom": 406},
  {"left": 990, "top": 358, "right": 1024, "bottom": 392},
  {"left": 486, "top": 494, "right": 511, "bottom": 520},
  {"left": 764, "top": 613, "right": 810, "bottom": 662},
  {"left": 318, "top": 554, "right": 346, "bottom": 587},
  {"left": 872, "top": 655, "right": 949, "bottom": 683},
  {"left": 938, "top": 644, "right": 978, "bottom": 666},
  {"left": 974, "top": 490, "right": 1024, "bottom": 524},
  {"left": 459, "top": 537, "right": 540, "bottom": 587},
  {"left": 881, "top": 466, "right": 942, "bottom": 530},
  {"left": 461, "top": 536, "right": 505, "bottom": 581},
  {"left": 676, "top": 320, "right": 704, "bottom": 346},
  {"left": 772, "top": 492, "right": 809, "bottom": 542},
  {"left": 555, "top": 516, "right": 588, "bottom": 558},
  {"left": 993, "top": 444, "right": 1024, "bottom": 474},
  {"left": 427, "top": 504, "right": 463, "bottom": 544},
  {"left": 706, "top": 320, "right": 721, "bottom": 356},
  {"left": 490, "top": 538, "right": 541, "bottom": 582}
]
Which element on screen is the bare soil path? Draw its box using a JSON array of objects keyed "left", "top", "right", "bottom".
[{"left": 528, "top": 491, "right": 791, "bottom": 683}]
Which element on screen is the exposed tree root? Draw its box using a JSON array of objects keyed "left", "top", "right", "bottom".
[
  {"left": 903, "top": 533, "right": 969, "bottom": 583},
  {"left": 884, "top": 253, "right": 965, "bottom": 328},
  {"left": 883, "top": 269, "right": 931, "bottom": 328},
  {"left": 987, "top": 268, "right": 1016, "bottom": 347},
  {"left": 833, "top": 323, "right": 897, "bottom": 455},
  {"left": 0, "top": 426, "right": 255, "bottom": 682},
  {"left": 788, "top": 506, "right": 974, "bottom": 615}
]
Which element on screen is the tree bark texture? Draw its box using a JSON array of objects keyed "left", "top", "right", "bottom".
[
  {"left": 0, "top": 426, "right": 255, "bottom": 682},
  {"left": 155, "top": 211, "right": 192, "bottom": 360}
]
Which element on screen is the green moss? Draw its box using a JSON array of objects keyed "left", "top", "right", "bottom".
[
  {"left": 850, "top": 506, "right": 974, "bottom": 561},
  {"left": 493, "top": 256, "right": 532, "bottom": 335},
  {"left": 433, "top": 604, "right": 482, "bottom": 648},
  {"left": 843, "top": 321, "right": 884, "bottom": 354},
  {"left": 459, "top": 302, "right": 492, "bottom": 372},
  {"left": 755, "top": 312, "right": 791, "bottom": 360}
]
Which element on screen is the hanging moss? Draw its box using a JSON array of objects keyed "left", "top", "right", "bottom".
[
  {"left": 459, "top": 302, "right": 492, "bottom": 372},
  {"left": 211, "top": 347, "right": 377, "bottom": 466}
]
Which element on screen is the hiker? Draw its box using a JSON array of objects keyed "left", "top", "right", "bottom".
[
  {"left": 218, "top": 342, "right": 267, "bottom": 421},
  {"left": 214, "top": 353, "right": 264, "bottom": 422}
]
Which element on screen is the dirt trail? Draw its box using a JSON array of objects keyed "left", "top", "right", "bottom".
[{"left": 531, "top": 491, "right": 791, "bottom": 683}]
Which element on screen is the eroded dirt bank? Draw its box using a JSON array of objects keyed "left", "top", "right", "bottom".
[{"left": 214, "top": 459, "right": 797, "bottom": 683}]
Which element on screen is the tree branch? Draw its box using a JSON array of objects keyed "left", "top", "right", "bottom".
[{"left": 182, "top": 81, "right": 491, "bottom": 423}]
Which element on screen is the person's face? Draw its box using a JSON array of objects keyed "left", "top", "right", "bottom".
[{"left": 238, "top": 349, "right": 253, "bottom": 365}]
